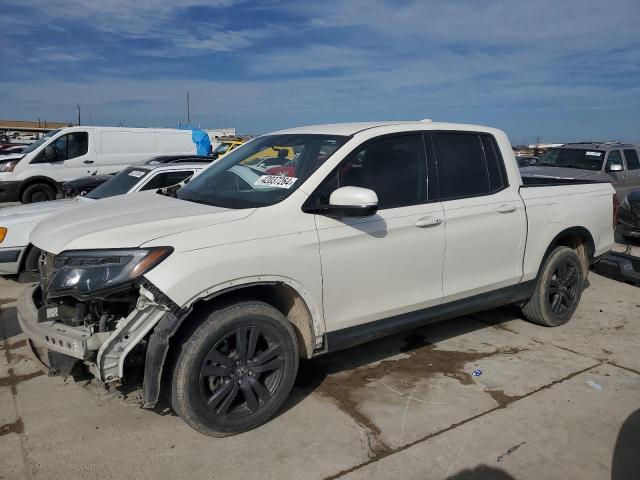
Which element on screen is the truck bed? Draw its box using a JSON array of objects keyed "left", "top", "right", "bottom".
[{"left": 520, "top": 176, "right": 609, "bottom": 187}]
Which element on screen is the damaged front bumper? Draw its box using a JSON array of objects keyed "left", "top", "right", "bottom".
[{"left": 17, "top": 284, "right": 170, "bottom": 386}]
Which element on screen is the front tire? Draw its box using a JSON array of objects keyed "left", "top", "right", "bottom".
[
  {"left": 21, "top": 183, "right": 56, "bottom": 203},
  {"left": 171, "top": 300, "right": 299, "bottom": 436},
  {"left": 521, "top": 246, "right": 585, "bottom": 327}
]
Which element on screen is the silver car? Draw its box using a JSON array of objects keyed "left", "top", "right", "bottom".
[{"left": 520, "top": 142, "right": 640, "bottom": 200}]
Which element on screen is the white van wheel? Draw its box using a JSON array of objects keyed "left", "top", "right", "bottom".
[{"left": 21, "top": 183, "right": 56, "bottom": 203}]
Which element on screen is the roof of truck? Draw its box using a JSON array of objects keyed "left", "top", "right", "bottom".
[
  {"left": 272, "top": 121, "right": 500, "bottom": 137},
  {"left": 558, "top": 142, "right": 638, "bottom": 150},
  {"left": 141, "top": 155, "right": 214, "bottom": 165}
]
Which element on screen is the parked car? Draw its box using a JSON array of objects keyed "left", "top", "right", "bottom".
[
  {"left": 59, "top": 155, "right": 214, "bottom": 198},
  {"left": 520, "top": 142, "right": 640, "bottom": 200},
  {"left": 211, "top": 138, "right": 245, "bottom": 159},
  {"left": 0, "top": 156, "right": 211, "bottom": 281},
  {"left": 61, "top": 174, "right": 113, "bottom": 197},
  {"left": 0, "top": 145, "right": 27, "bottom": 156},
  {"left": 515, "top": 155, "right": 539, "bottom": 168},
  {"left": 0, "top": 126, "right": 208, "bottom": 204},
  {"left": 17, "top": 121, "right": 615, "bottom": 436},
  {"left": 617, "top": 188, "right": 640, "bottom": 241}
]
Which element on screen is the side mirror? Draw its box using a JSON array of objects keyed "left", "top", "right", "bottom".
[
  {"left": 327, "top": 186, "right": 378, "bottom": 217},
  {"left": 607, "top": 163, "right": 623, "bottom": 172}
]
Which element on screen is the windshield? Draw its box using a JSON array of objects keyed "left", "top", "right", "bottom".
[
  {"left": 22, "top": 129, "right": 61, "bottom": 154},
  {"left": 86, "top": 167, "right": 150, "bottom": 199},
  {"left": 177, "top": 134, "right": 347, "bottom": 208},
  {"left": 213, "top": 142, "right": 234, "bottom": 154},
  {"left": 535, "top": 148, "right": 605, "bottom": 171}
]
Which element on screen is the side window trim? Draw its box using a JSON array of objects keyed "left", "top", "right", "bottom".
[
  {"left": 302, "top": 132, "right": 431, "bottom": 213},
  {"left": 481, "top": 134, "right": 509, "bottom": 191}
]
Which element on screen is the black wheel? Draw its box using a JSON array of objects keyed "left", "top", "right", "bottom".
[
  {"left": 21, "top": 183, "right": 56, "bottom": 203},
  {"left": 521, "top": 246, "right": 584, "bottom": 327},
  {"left": 18, "top": 246, "right": 41, "bottom": 283},
  {"left": 171, "top": 300, "right": 299, "bottom": 436}
]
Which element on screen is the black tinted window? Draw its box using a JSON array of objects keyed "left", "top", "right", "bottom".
[
  {"left": 67, "top": 132, "right": 88, "bottom": 159},
  {"left": 141, "top": 170, "right": 194, "bottom": 190},
  {"left": 38, "top": 132, "right": 88, "bottom": 163},
  {"left": 624, "top": 149, "right": 640, "bottom": 170},
  {"left": 314, "top": 135, "right": 426, "bottom": 210},
  {"left": 86, "top": 167, "right": 150, "bottom": 199},
  {"left": 434, "top": 133, "right": 490, "bottom": 199}
]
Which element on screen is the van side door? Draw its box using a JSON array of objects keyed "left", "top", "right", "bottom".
[
  {"left": 431, "top": 132, "right": 526, "bottom": 302},
  {"left": 31, "top": 131, "right": 95, "bottom": 182},
  {"left": 310, "top": 133, "right": 445, "bottom": 343}
]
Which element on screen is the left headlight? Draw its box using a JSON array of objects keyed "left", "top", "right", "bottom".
[
  {"left": 0, "top": 160, "right": 19, "bottom": 173},
  {"left": 46, "top": 247, "right": 173, "bottom": 299}
]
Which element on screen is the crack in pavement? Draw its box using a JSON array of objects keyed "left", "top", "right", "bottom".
[
  {"left": 325, "top": 361, "right": 602, "bottom": 479},
  {"left": 302, "top": 336, "right": 528, "bottom": 461}
]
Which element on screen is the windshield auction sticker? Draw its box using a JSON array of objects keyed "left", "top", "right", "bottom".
[
  {"left": 128, "top": 170, "right": 146, "bottom": 177},
  {"left": 254, "top": 175, "right": 298, "bottom": 189},
  {"left": 586, "top": 151, "right": 602, "bottom": 156}
]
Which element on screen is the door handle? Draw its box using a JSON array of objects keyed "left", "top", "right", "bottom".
[
  {"left": 83, "top": 160, "right": 94, "bottom": 164},
  {"left": 497, "top": 204, "right": 517, "bottom": 213},
  {"left": 415, "top": 216, "right": 443, "bottom": 228}
]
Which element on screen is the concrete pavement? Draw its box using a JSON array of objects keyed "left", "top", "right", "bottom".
[{"left": 0, "top": 273, "right": 638, "bottom": 479}]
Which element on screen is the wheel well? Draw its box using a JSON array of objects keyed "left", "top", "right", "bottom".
[
  {"left": 18, "top": 243, "right": 36, "bottom": 272},
  {"left": 19, "top": 177, "right": 61, "bottom": 198},
  {"left": 542, "top": 227, "right": 594, "bottom": 277},
  {"left": 174, "top": 283, "right": 317, "bottom": 359}
]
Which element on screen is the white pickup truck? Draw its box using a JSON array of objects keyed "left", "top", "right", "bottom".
[{"left": 17, "top": 121, "right": 615, "bottom": 436}]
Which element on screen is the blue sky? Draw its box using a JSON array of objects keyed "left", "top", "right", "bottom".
[{"left": 1, "top": 0, "right": 640, "bottom": 144}]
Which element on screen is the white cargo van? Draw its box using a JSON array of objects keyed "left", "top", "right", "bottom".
[{"left": 0, "top": 126, "right": 202, "bottom": 203}]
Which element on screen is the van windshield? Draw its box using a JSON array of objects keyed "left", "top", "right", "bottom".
[
  {"left": 177, "top": 134, "right": 347, "bottom": 208},
  {"left": 536, "top": 148, "right": 605, "bottom": 171},
  {"left": 22, "top": 130, "right": 61, "bottom": 154},
  {"left": 86, "top": 167, "right": 150, "bottom": 199}
]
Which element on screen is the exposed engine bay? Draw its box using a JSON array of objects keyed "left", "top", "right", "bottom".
[{"left": 32, "top": 249, "right": 175, "bottom": 385}]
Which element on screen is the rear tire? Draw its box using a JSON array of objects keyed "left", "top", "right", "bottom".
[
  {"left": 521, "top": 246, "right": 585, "bottom": 327},
  {"left": 21, "top": 183, "right": 56, "bottom": 203},
  {"left": 18, "top": 246, "right": 41, "bottom": 283},
  {"left": 171, "top": 300, "right": 299, "bottom": 436}
]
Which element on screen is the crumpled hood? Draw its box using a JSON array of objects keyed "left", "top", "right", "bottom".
[
  {"left": 30, "top": 191, "right": 254, "bottom": 254},
  {"left": 0, "top": 197, "right": 88, "bottom": 225},
  {"left": 519, "top": 166, "right": 607, "bottom": 180}
]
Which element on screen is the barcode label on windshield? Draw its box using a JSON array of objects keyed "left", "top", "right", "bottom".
[
  {"left": 586, "top": 151, "right": 602, "bottom": 156},
  {"left": 254, "top": 175, "right": 298, "bottom": 189}
]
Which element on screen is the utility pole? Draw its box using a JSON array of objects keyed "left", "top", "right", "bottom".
[
  {"left": 77, "top": 105, "right": 81, "bottom": 126},
  {"left": 186, "top": 91, "right": 191, "bottom": 125}
]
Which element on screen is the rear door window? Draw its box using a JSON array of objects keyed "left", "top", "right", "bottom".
[
  {"left": 624, "top": 149, "right": 640, "bottom": 170},
  {"left": 433, "top": 132, "right": 490, "bottom": 199}
]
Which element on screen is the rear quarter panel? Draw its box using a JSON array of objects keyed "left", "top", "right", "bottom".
[{"left": 519, "top": 182, "right": 615, "bottom": 281}]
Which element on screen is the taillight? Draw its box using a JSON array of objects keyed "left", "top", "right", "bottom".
[{"left": 613, "top": 194, "right": 620, "bottom": 226}]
